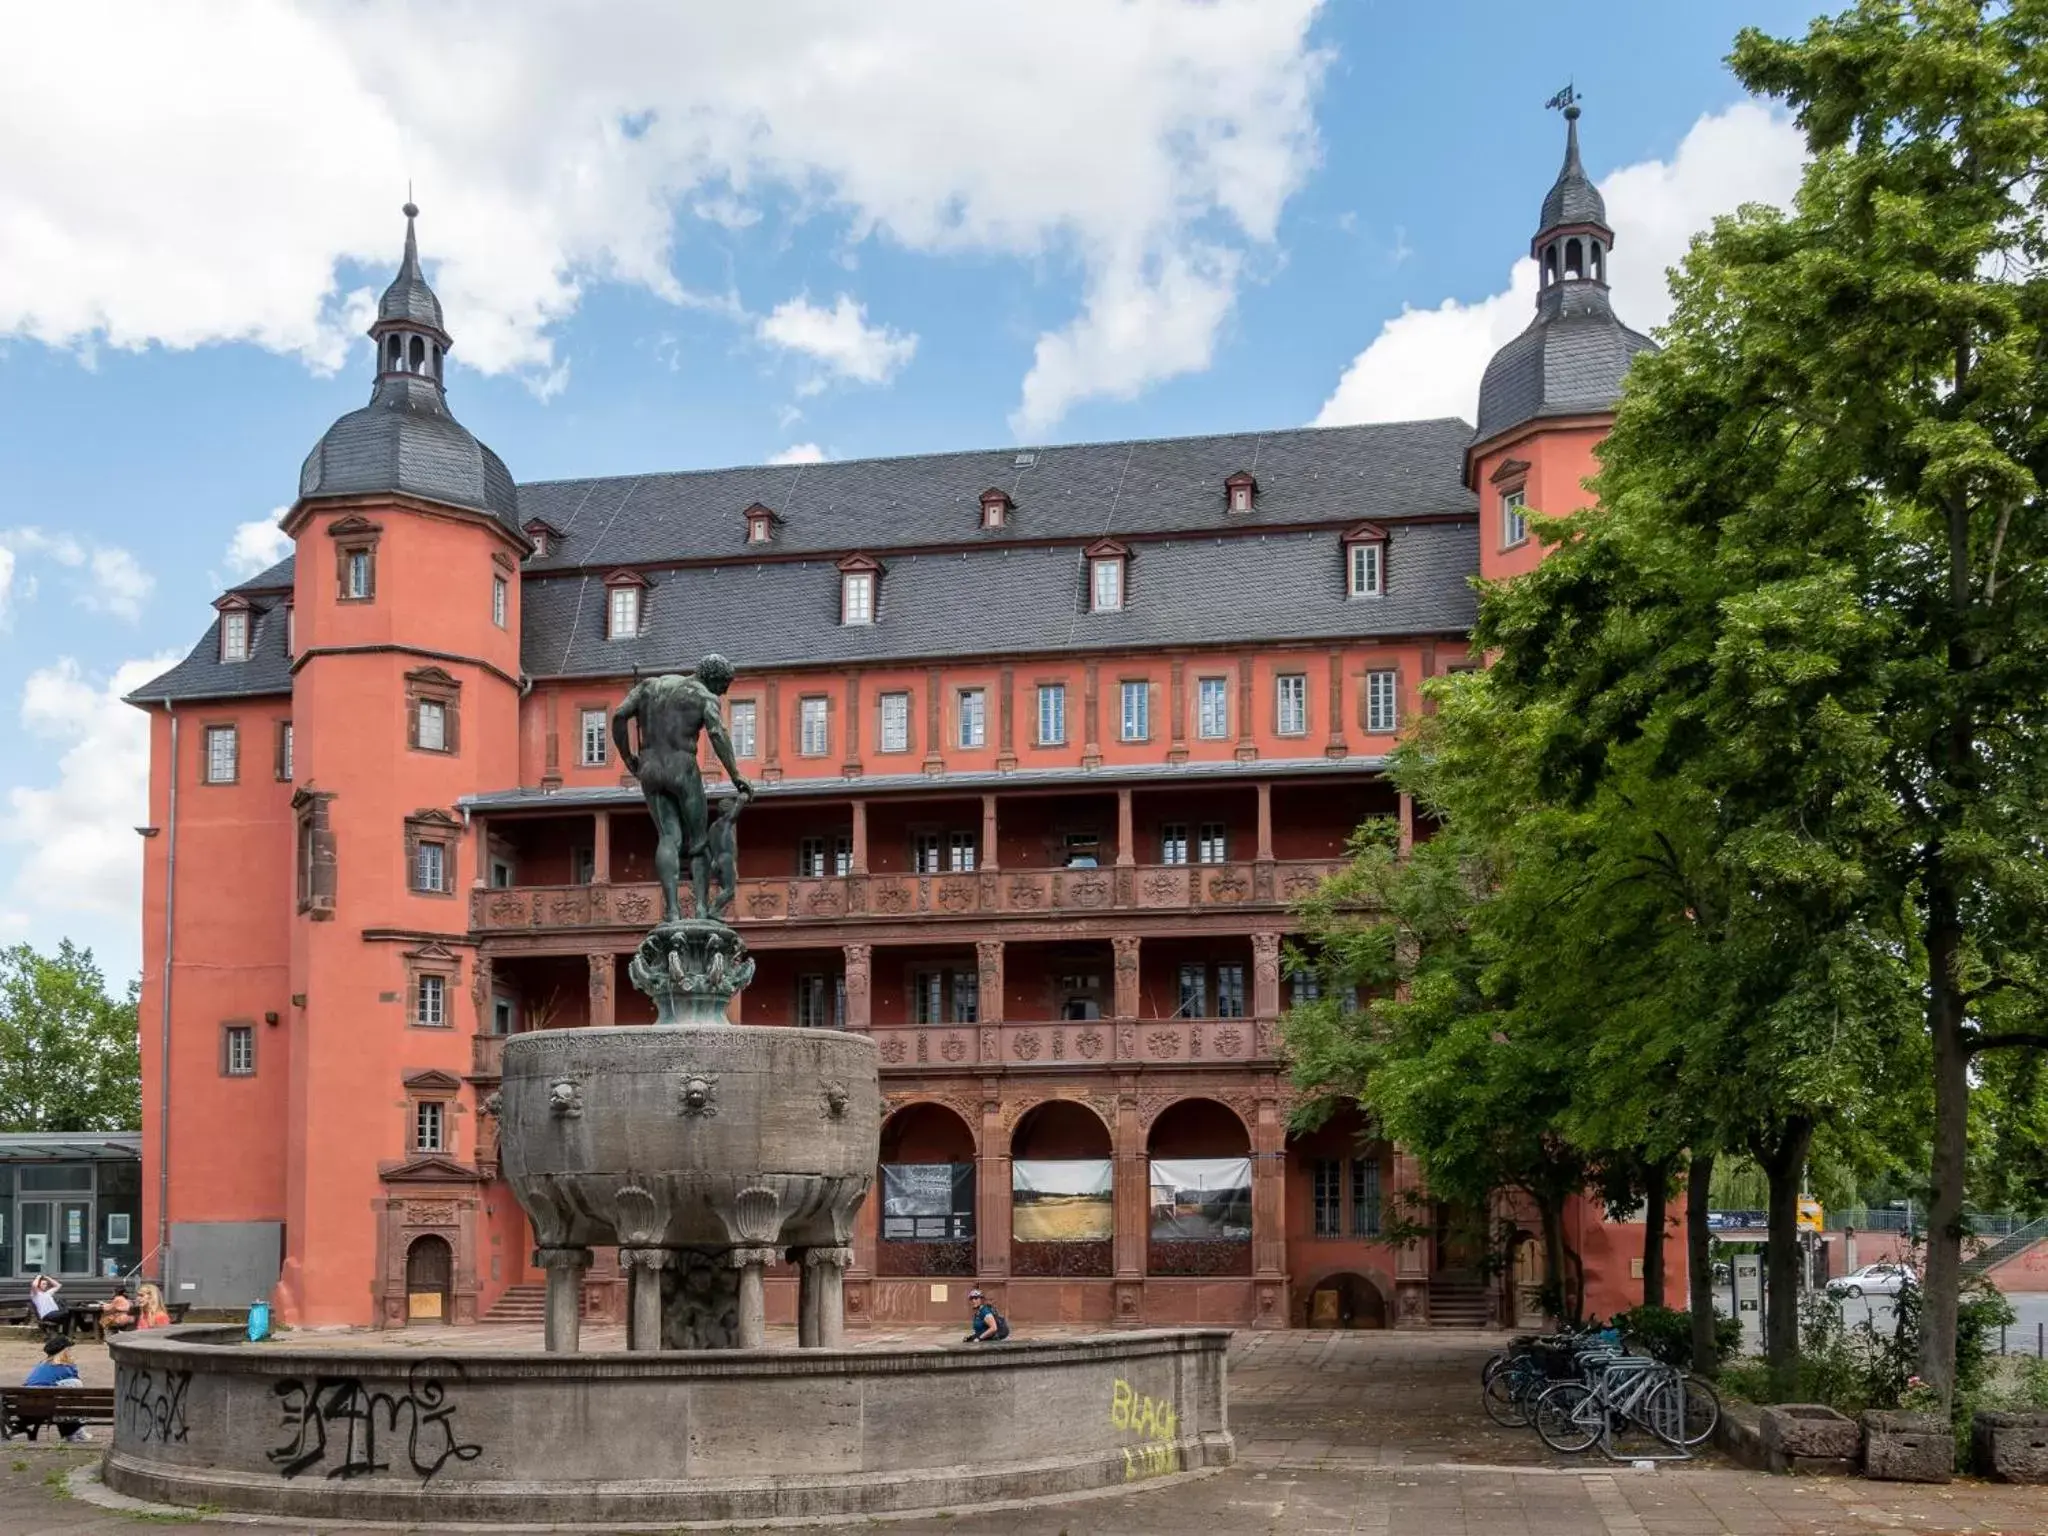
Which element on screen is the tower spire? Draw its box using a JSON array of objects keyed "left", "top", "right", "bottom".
[{"left": 371, "top": 200, "right": 449, "bottom": 385}]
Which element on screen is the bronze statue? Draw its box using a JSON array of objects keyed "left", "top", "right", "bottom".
[{"left": 612, "top": 655, "right": 754, "bottom": 925}]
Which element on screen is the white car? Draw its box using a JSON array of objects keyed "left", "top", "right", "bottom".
[{"left": 1828, "top": 1263, "right": 1916, "bottom": 1299}]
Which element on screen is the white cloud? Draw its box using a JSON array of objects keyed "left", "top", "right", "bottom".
[
  {"left": 757, "top": 295, "right": 917, "bottom": 389},
  {"left": 1, "top": 1, "right": 1329, "bottom": 424},
  {"left": 0, "top": 655, "right": 180, "bottom": 947},
  {"left": 0, "top": 528, "right": 151, "bottom": 624},
  {"left": 84, "top": 547, "right": 154, "bottom": 621},
  {"left": 767, "top": 443, "right": 827, "bottom": 465},
  {"left": 1314, "top": 103, "right": 1808, "bottom": 428},
  {"left": 225, "top": 511, "right": 294, "bottom": 578}
]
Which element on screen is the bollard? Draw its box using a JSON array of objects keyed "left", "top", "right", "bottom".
[{"left": 2003, "top": 1324, "right": 2008, "bottom": 1356}]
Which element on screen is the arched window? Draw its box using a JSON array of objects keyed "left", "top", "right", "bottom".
[
  {"left": 1591, "top": 243, "right": 1604, "bottom": 283},
  {"left": 1565, "top": 238, "right": 1585, "bottom": 280},
  {"left": 409, "top": 335, "right": 426, "bottom": 372},
  {"left": 1543, "top": 244, "right": 1559, "bottom": 286},
  {"left": 431, "top": 345, "right": 443, "bottom": 380},
  {"left": 386, "top": 335, "right": 403, "bottom": 371}
]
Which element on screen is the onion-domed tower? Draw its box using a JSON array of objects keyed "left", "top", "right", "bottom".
[
  {"left": 1466, "top": 102, "right": 1654, "bottom": 581},
  {"left": 276, "top": 205, "right": 527, "bottom": 1325}
]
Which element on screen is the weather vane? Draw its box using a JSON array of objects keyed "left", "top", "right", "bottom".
[{"left": 1545, "top": 83, "right": 1580, "bottom": 113}]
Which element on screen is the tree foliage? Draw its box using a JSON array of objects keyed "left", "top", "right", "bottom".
[{"left": 0, "top": 942, "right": 141, "bottom": 1133}]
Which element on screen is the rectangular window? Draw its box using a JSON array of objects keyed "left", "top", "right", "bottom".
[
  {"left": 204, "top": 725, "right": 237, "bottom": 784},
  {"left": 1502, "top": 489, "right": 1528, "bottom": 547},
  {"left": 1290, "top": 967, "right": 1321, "bottom": 1006},
  {"left": 842, "top": 571, "right": 875, "bottom": 625},
  {"left": 1366, "top": 670, "right": 1399, "bottom": 734},
  {"left": 414, "top": 1099, "right": 447, "bottom": 1152},
  {"left": 344, "top": 549, "right": 373, "bottom": 600},
  {"left": 878, "top": 692, "right": 910, "bottom": 753},
  {"left": 413, "top": 840, "right": 448, "bottom": 894},
  {"left": 951, "top": 971, "right": 979, "bottom": 1025},
  {"left": 580, "top": 708, "right": 609, "bottom": 767},
  {"left": 223, "top": 1025, "right": 255, "bottom": 1077},
  {"left": 1216, "top": 963, "right": 1246, "bottom": 1018},
  {"left": 957, "top": 688, "right": 986, "bottom": 749},
  {"left": 417, "top": 699, "right": 448, "bottom": 752},
  {"left": 415, "top": 974, "right": 447, "bottom": 1029},
  {"left": 1177, "top": 963, "right": 1207, "bottom": 1019},
  {"left": 948, "top": 831, "right": 977, "bottom": 873},
  {"left": 1037, "top": 683, "right": 1066, "bottom": 745},
  {"left": 729, "top": 699, "right": 758, "bottom": 758},
  {"left": 492, "top": 575, "right": 508, "bottom": 628},
  {"left": 1277, "top": 673, "right": 1307, "bottom": 735},
  {"left": 833, "top": 836, "right": 852, "bottom": 877},
  {"left": 490, "top": 859, "right": 513, "bottom": 889},
  {"left": 220, "top": 610, "right": 250, "bottom": 662},
  {"left": 798, "top": 836, "right": 849, "bottom": 878},
  {"left": 1091, "top": 557, "right": 1123, "bottom": 612},
  {"left": 797, "top": 974, "right": 845, "bottom": 1030},
  {"left": 1197, "top": 677, "right": 1229, "bottom": 739},
  {"left": 1313, "top": 1160, "right": 1342, "bottom": 1238},
  {"left": 572, "top": 846, "right": 595, "bottom": 886},
  {"left": 799, "top": 697, "right": 829, "bottom": 757},
  {"left": 492, "top": 998, "right": 515, "bottom": 1035},
  {"left": 1348, "top": 541, "right": 1383, "bottom": 597},
  {"left": 608, "top": 585, "right": 640, "bottom": 639},
  {"left": 284, "top": 605, "right": 295, "bottom": 657},
  {"left": 1351, "top": 1157, "right": 1382, "bottom": 1237},
  {"left": 914, "top": 972, "right": 945, "bottom": 1026},
  {"left": 912, "top": 833, "right": 943, "bottom": 874},
  {"left": 1160, "top": 823, "right": 1188, "bottom": 865},
  {"left": 1198, "top": 823, "right": 1228, "bottom": 864},
  {"left": 276, "top": 721, "right": 294, "bottom": 781},
  {"left": 1120, "top": 680, "right": 1149, "bottom": 742}
]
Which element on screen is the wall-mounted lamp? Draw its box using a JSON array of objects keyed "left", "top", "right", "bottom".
[
  {"left": 135, "top": 826, "right": 160, "bottom": 838},
  {"left": 264, "top": 1011, "right": 280, "bottom": 1028}
]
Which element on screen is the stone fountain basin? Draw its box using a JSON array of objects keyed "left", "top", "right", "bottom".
[{"left": 498, "top": 1025, "right": 878, "bottom": 1250}]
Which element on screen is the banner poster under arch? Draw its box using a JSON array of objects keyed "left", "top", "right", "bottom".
[
  {"left": 1149, "top": 1158, "right": 1253, "bottom": 1243},
  {"left": 1011, "top": 1159, "right": 1114, "bottom": 1243},
  {"left": 881, "top": 1163, "right": 976, "bottom": 1241}
]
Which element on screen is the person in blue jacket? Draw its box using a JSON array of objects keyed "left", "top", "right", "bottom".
[
  {"left": 23, "top": 1336, "right": 89, "bottom": 1442},
  {"left": 963, "top": 1287, "right": 1009, "bottom": 1344}
]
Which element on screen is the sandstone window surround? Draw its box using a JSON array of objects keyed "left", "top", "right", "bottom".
[
  {"left": 1276, "top": 673, "right": 1308, "bottom": 736},
  {"left": 838, "top": 553, "right": 882, "bottom": 626},
  {"left": 603, "top": 569, "right": 648, "bottom": 640},
  {"left": 1036, "top": 682, "right": 1066, "bottom": 746},
  {"left": 1224, "top": 469, "right": 1257, "bottom": 514},
  {"left": 1342, "top": 521, "right": 1388, "bottom": 599},
  {"left": 877, "top": 691, "right": 912, "bottom": 754},
  {"left": 728, "top": 697, "right": 759, "bottom": 758},
  {"left": 743, "top": 501, "right": 783, "bottom": 546},
  {"left": 202, "top": 723, "right": 239, "bottom": 785},
  {"left": 579, "top": 706, "right": 609, "bottom": 767},
  {"left": 220, "top": 1021, "right": 256, "bottom": 1078},
  {"left": 978, "top": 487, "right": 1013, "bottom": 530},
  {"left": 1119, "top": 678, "right": 1151, "bottom": 742},
  {"left": 492, "top": 575, "right": 508, "bottom": 629},
  {"left": 404, "top": 808, "right": 461, "bottom": 897},
  {"left": 1086, "top": 538, "right": 1129, "bottom": 613},
  {"left": 798, "top": 695, "right": 831, "bottom": 757},
  {"left": 1196, "top": 675, "right": 1229, "bottom": 739},
  {"left": 522, "top": 518, "right": 562, "bottom": 559},
  {"left": 292, "top": 787, "right": 337, "bottom": 919},
  {"left": 1365, "top": 668, "right": 1400, "bottom": 735},
  {"left": 405, "top": 665, "right": 462, "bottom": 755},
  {"left": 404, "top": 946, "right": 462, "bottom": 1032},
  {"left": 329, "top": 513, "right": 381, "bottom": 602},
  {"left": 957, "top": 687, "right": 987, "bottom": 749}
]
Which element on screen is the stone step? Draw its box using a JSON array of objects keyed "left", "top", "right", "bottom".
[{"left": 483, "top": 1285, "right": 548, "bottom": 1324}]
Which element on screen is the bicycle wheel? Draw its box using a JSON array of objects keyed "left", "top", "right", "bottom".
[
  {"left": 1532, "top": 1382, "right": 1600, "bottom": 1454},
  {"left": 1482, "top": 1364, "right": 1529, "bottom": 1428},
  {"left": 1481, "top": 1351, "right": 1509, "bottom": 1385},
  {"left": 1671, "top": 1374, "right": 1720, "bottom": 1446}
]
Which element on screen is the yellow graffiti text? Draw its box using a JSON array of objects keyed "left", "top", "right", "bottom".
[
  {"left": 1122, "top": 1442, "right": 1181, "bottom": 1481},
  {"left": 1108, "top": 1377, "right": 1180, "bottom": 1443}
]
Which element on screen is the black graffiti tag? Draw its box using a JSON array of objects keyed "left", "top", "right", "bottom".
[
  {"left": 267, "top": 1361, "right": 482, "bottom": 1484},
  {"left": 119, "top": 1367, "right": 191, "bottom": 1445}
]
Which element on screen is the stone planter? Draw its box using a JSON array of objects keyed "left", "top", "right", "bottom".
[
  {"left": 1862, "top": 1410, "right": 1953, "bottom": 1483},
  {"left": 1759, "top": 1403, "right": 1859, "bottom": 1475},
  {"left": 1972, "top": 1410, "right": 2048, "bottom": 1483}
]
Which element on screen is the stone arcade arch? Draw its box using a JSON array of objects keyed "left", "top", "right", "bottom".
[
  {"left": 1010, "top": 1100, "right": 1115, "bottom": 1278},
  {"left": 876, "top": 1101, "right": 978, "bottom": 1280},
  {"left": 1145, "top": 1098, "right": 1253, "bottom": 1279}
]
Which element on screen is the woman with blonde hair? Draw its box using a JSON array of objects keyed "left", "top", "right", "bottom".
[{"left": 134, "top": 1283, "right": 170, "bottom": 1329}]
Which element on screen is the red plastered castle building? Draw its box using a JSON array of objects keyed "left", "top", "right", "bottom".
[{"left": 131, "top": 107, "right": 1671, "bottom": 1331}]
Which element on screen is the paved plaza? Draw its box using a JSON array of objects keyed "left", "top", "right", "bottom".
[{"left": 6, "top": 1326, "right": 2048, "bottom": 1533}]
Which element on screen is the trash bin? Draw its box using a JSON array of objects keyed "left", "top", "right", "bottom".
[{"left": 247, "top": 1300, "right": 271, "bottom": 1342}]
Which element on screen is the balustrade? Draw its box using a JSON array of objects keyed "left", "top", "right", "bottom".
[{"left": 867, "top": 1016, "right": 1278, "bottom": 1069}]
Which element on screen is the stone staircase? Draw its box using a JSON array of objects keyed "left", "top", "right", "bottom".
[
  {"left": 1965, "top": 1214, "right": 2048, "bottom": 1277},
  {"left": 1427, "top": 1274, "right": 1493, "bottom": 1328},
  {"left": 482, "top": 1284, "right": 547, "bottom": 1325}
]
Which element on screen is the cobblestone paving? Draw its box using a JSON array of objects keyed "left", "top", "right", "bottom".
[{"left": 6, "top": 1325, "right": 2048, "bottom": 1533}]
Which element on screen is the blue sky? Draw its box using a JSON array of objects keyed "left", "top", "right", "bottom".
[{"left": 0, "top": 1, "right": 1827, "bottom": 986}]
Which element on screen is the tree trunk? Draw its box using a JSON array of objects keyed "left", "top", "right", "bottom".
[
  {"left": 1921, "top": 869, "right": 1968, "bottom": 1402},
  {"left": 1538, "top": 1196, "right": 1573, "bottom": 1323},
  {"left": 1687, "top": 1152, "right": 1718, "bottom": 1375},
  {"left": 1756, "top": 1115, "right": 1815, "bottom": 1379},
  {"left": 1641, "top": 1164, "right": 1668, "bottom": 1309}
]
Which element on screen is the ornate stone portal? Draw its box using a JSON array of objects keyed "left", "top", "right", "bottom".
[{"left": 495, "top": 655, "right": 879, "bottom": 1350}]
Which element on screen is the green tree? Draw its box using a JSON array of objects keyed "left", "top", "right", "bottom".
[
  {"left": 0, "top": 942, "right": 141, "bottom": 1132},
  {"left": 1482, "top": 0, "right": 2048, "bottom": 1399}
]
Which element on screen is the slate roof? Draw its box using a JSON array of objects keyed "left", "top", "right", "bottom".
[
  {"left": 298, "top": 371, "right": 520, "bottom": 531},
  {"left": 517, "top": 419, "right": 1477, "bottom": 567},
  {"left": 129, "top": 599, "right": 296, "bottom": 704},
  {"left": 1539, "top": 110, "right": 1608, "bottom": 233},
  {"left": 377, "top": 205, "right": 445, "bottom": 331},
  {"left": 1473, "top": 285, "right": 1655, "bottom": 446}
]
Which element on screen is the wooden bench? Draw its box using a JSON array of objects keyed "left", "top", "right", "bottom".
[{"left": 0, "top": 1386, "right": 117, "bottom": 1441}]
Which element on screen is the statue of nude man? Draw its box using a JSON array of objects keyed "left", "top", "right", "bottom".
[{"left": 611, "top": 654, "right": 755, "bottom": 925}]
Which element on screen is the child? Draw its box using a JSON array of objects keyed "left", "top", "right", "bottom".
[{"left": 23, "top": 1337, "right": 89, "bottom": 1442}]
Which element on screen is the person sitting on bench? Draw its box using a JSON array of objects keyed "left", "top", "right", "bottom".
[
  {"left": 24, "top": 1337, "right": 90, "bottom": 1442},
  {"left": 99, "top": 1289, "right": 135, "bottom": 1336},
  {"left": 27, "top": 1275, "right": 66, "bottom": 1338}
]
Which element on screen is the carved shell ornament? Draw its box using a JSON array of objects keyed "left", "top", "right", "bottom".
[
  {"left": 549, "top": 1079, "right": 583, "bottom": 1118},
  {"left": 677, "top": 1073, "right": 720, "bottom": 1118}
]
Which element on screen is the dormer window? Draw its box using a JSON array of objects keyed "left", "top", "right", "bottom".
[
  {"left": 979, "top": 488, "right": 1013, "bottom": 530},
  {"left": 218, "top": 606, "right": 251, "bottom": 663},
  {"left": 1224, "top": 470, "right": 1258, "bottom": 514},
  {"left": 608, "top": 586, "right": 640, "bottom": 639},
  {"left": 1084, "top": 538, "right": 1129, "bottom": 613},
  {"left": 523, "top": 519, "right": 562, "bottom": 559},
  {"left": 743, "top": 503, "right": 780, "bottom": 545},
  {"left": 1342, "top": 523, "right": 1388, "bottom": 599},
  {"left": 836, "top": 554, "right": 882, "bottom": 626}
]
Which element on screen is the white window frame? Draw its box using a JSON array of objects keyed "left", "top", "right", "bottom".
[
  {"left": 1091, "top": 557, "right": 1124, "bottom": 613},
  {"left": 1502, "top": 489, "right": 1529, "bottom": 548},
  {"left": 878, "top": 692, "right": 910, "bottom": 753},
  {"left": 414, "top": 839, "right": 448, "bottom": 894},
  {"left": 1037, "top": 683, "right": 1066, "bottom": 745},
  {"left": 220, "top": 610, "right": 250, "bottom": 662},
  {"left": 1196, "top": 677, "right": 1229, "bottom": 739},
  {"left": 957, "top": 688, "right": 986, "bottom": 749},
  {"left": 1277, "top": 674, "right": 1307, "bottom": 736},
  {"left": 580, "top": 708, "right": 609, "bottom": 767},
  {"left": 729, "top": 699, "right": 758, "bottom": 758},
  {"left": 224, "top": 1025, "right": 255, "bottom": 1077},
  {"left": 344, "top": 549, "right": 373, "bottom": 600},
  {"left": 204, "top": 725, "right": 238, "bottom": 785},
  {"left": 1229, "top": 483, "right": 1252, "bottom": 513},
  {"left": 799, "top": 697, "right": 829, "bottom": 757},
  {"left": 279, "top": 722, "right": 295, "bottom": 780},
  {"left": 1119, "top": 680, "right": 1149, "bottom": 742},
  {"left": 492, "top": 575, "right": 508, "bottom": 628},
  {"left": 799, "top": 837, "right": 829, "bottom": 878},
  {"left": 912, "top": 832, "right": 943, "bottom": 875},
  {"left": 1198, "top": 822, "right": 1228, "bottom": 864},
  {"left": 841, "top": 571, "right": 875, "bottom": 626},
  {"left": 608, "top": 585, "right": 641, "bottom": 640},
  {"left": 1348, "top": 541, "right": 1383, "bottom": 598},
  {"left": 417, "top": 699, "right": 447, "bottom": 752},
  {"left": 748, "top": 516, "right": 772, "bottom": 545},
  {"left": 1160, "top": 823, "right": 1188, "bottom": 865},
  {"left": 415, "top": 975, "right": 447, "bottom": 1029},
  {"left": 948, "top": 831, "right": 977, "bottom": 873},
  {"left": 1366, "top": 670, "right": 1399, "bottom": 734},
  {"left": 413, "top": 1098, "right": 447, "bottom": 1151}
]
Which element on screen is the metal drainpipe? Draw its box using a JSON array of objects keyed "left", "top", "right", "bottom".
[{"left": 156, "top": 700, "right": 179, "bottom": 1279}]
